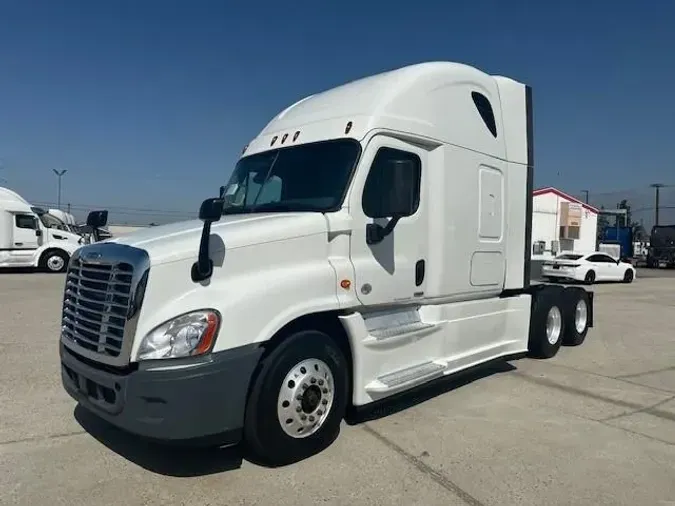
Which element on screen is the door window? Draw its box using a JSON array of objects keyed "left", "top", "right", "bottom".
[
  {"left": 362, "top": 147, "right": 421, "bottom": 218},
  {"left": 15, "top": 214, "right": 38, "bottom": 230}
]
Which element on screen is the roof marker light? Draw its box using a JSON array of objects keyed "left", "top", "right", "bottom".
[
  {"left": 270, "top": 136, "right": 278, "bottom": 146},
  {"left": 345, "top": 121, "right": 353, "bottom": 134},
  {"left": 293, "top": 131, "right": 300, "bottom": 141},
  {"left": 281, "top": 133, "right": 288, "bottom": 144}
]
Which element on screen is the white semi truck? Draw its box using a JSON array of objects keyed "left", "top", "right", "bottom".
[
  {"left": 59, "top": 62, "right": 595, "bottom": 466},
  {"left": 0, "top": 187, "right": 86, "bottom": 272}
]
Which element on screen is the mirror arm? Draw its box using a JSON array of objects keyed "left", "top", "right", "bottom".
[
  {"left": 191, "top": 221, "right": 214, "bottom": 282},
  {"left": 366, "top": 215, "right": 402, "bottom": 245}
]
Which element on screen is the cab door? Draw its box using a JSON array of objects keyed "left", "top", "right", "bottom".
[
  {"left": 348, "top": 135, "right": 428, "bottom": 306},
  {"left": 12, "top": 213, "right": 41, "bottom": 250}
]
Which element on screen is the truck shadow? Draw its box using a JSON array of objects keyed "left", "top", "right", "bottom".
[
  {"left": 73, "top": 360, "right": 516, "bottom": 475},
  {"left": 73, "top": 405, "right": 244, "bottom": 477}
]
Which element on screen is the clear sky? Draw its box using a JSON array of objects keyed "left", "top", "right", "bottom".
[{"left": 1, "top": 0, "right": 674, "bottom": 225}]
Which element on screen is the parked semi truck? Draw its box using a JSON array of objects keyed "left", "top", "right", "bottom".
[
  {"left": 647, "top": 225, "right": 675, "bottom": 268},
  {"left": 59, "top": 62, "right": 595, "bottom": 466},
  {"left": 1, "top": 187, "right": 85, "bottom": 272}
]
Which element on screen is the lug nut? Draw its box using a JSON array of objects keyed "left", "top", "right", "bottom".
[
  {"left": 322, "top": 388, "right": 328, "bottom": 394},
  {"left": 316, "top": 410, "right": 323, "bottom": 416},
  {"left": 303, "top": 383, "right": 309, "bottom": 389},
  {"left": 296, "top": 395, "right": 303, "bottom": 400},
  {"left": 310, "top": 377, "right": 317, "bottom": 384},
  {"left": 309, "top": 415, "right": 315, "bottom": 422},
  {"left": 321, "top": 398, "right": 328, "bottom": 405},
  {"left": 296, "top": 406, "right": 302, "bottom": 412},
  {"left": 301, "top": 414, "right": 307, "bottom": 421},
  {"left": 318, "top": 379, "right": 324, "bottom": 386}
]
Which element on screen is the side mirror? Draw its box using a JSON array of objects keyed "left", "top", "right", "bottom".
[
  {"left": 192, "top": 197, "right": 225, "bottom": 283},
  {"left": 199, "top": 197, "right": 224, "bottom": 222},
  {"left": 86, "top": 210, "right": 108, "bottom": 228},
  {"left": 35, "top": 229, "right": 42, "bottom": 237},
  {"left": 366, "top": 160, "right": 419, "bottom": 244}
]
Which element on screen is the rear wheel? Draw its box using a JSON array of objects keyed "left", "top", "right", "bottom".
[
  {"left": 243, "top": 329, "right": 349, "bottom": 467},
  {"left": 561, "top": 287, "right": 591, "bottom": 346},
  {"left": 623, "top": 269, "right": 634, "bottom": 283},
  {"left": 584, "top": 270, "right": 596, "bottom": 285},
  {"left": 528, "top": 286, "right": 566, "bottom": 359}
]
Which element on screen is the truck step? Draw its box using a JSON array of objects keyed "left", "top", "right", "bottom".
[
  {"left": 362, "top": 307, "right": 438, "bottom": 343},
  {"left": 365, "top": 361, "right": 446, "bottom": 394}
]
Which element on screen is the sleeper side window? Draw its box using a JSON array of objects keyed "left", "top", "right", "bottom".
[
  {"left": 471, "top": 91, "right": 498, "bottom": 138},
  {"left": 362, "top": 147, "right": 421, "bottom": 218}
]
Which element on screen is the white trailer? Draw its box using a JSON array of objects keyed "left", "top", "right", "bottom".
[
  {"left": 58, "top": 62, "right": 595, "bottom": 466},
  {"left": 0, "top": 187, "right": 85, "bottom": 272}
]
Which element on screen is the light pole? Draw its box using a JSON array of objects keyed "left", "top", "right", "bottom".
[
  {"left": 53, "top": 169, "right": 67, "bottom": 210},
  {"left": 581, "top": 189, "right": 589, "bottom": 204},
  {"left": 650, "top": 183, "right": 664, "bottom": 226}
]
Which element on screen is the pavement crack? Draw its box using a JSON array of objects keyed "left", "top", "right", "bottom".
[
  {"left": 615, "top": 366, "right": 675, "bottom": 380},
  {"left": 0, "top": 429, "right": 87, "bottom": 447},
  {"left": 513, "top": 371, "right": 675, "bottom": 423},
  {"left": 601, "top": 396, "right": 675, "bottom": 423},
  {"left": 361, "top": 423, "right": 486, "bottom": 506},
  {"left": 539, "top": 362, "right": 675, "bottom": 395}
]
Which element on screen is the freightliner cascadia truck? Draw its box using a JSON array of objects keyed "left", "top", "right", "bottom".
[{"left": 59, "top": 61, "right": 595, "bottom": 466}]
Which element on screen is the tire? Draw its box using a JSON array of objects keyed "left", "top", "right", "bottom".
[
  {"left": 528, "top": 286, "right": 566, "bottom": 359},
  {"left": 623, "top": 269, "right": 634, "bottom": 283},
  {"left": 584, "top": 270, "right": 596, "bottom": 285},
  {"left": 243, "top": 329, "right": 349, "bottom": 467},
  {"left": 39, "top": 250, "right": 69, "bottom": 273},
  {"left": 561, "top": 287, "right": 590, "bottom": 346}
]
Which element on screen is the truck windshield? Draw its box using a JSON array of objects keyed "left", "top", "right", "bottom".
[{"left": 221, "top": 139, "right": 360, "bottom": 214}]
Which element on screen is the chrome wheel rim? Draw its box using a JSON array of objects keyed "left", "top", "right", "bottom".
[
  {"left": 47, "top": 255, "right": 65, "bottom": 271},
  {"left": 546, "top": 305, "right": 562, "bottom": 345},
  {"left": 277, "top": 358, "right": 335, "bottom": 439},
  {"left": 575, "top": 299, "right": 588, "bottom": 334}
]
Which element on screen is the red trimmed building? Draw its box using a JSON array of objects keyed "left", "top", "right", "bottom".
[{"left": 531, "top": 187, "right": 599, "bottom": 258}]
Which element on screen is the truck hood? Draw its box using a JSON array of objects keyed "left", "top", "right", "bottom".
[{"left": 106, "top": 212, "right": 329, "bottom": 265}]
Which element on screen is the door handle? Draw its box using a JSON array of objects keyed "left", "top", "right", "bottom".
[
  {"left": 415, "top": 259, "right": 425, "bottom": 286},
  {"left": 14, "top": 242, "right": 23, "bottom": 246}
]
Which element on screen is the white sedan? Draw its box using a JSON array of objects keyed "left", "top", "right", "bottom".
[{"left": 541, "top": 252, "right": 636, "bottom": 284}]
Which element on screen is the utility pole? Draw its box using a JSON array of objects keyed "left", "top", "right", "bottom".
[
  {"left": 581, "top": 189, "right": 589, "bottom": 204},
  {"left": 53, "top": 169, "right": 67, "bottom": 209},
  {"left": 650, "top": 183, "right": 664, "bottom": 226}
]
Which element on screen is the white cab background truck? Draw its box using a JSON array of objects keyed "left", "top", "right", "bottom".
[
  {"left": 0, "top": 187, "right": 86, "bottom": 272},
  {"left": 59, "top": 62, "right": 595, "bottom": 466}
]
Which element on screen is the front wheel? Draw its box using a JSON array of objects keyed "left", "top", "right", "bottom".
[
  {"left": 243, "top": 329, "right": 349, "bottom": 467},
  {"left": 623, "top": 269, "right": 634, "bottom": 283},
  {"left": 40, "top": 250, "right": 69, "bottom": 273}
]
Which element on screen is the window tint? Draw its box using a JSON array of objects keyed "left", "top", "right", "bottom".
[
  {"left": 15, "top": 214, "right": 37, "bottom": 229},
  {"left": 362, "top": 147, "right": 421, "bottom": 218},
  {"left": 556, "top": 253, "right": 583, "bottom": 260},
  {"left": 471, "top": 92, "right": 497, "bottom": 138},
  {"left": 587, "top": 254, "right": 614, "bottom": 263}
]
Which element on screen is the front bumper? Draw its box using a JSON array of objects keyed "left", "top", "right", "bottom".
[{"left": 60, "top": 342, "right": 264, "bottom": 445}]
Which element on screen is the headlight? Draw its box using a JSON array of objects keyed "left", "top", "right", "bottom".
[{"left": 137, "top": 310, "right": 220, "bottom": 361}]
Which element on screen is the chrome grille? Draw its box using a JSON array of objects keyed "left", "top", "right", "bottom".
[
  {"left": 62, "top": 258, "right": 133, "bottom": 356},
  {"left": 60, "top": 243, "right": 150, "bottom": 366}
]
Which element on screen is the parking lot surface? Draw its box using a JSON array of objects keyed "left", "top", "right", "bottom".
[{"left": 1, "top": 271, "right": 674, "bottom": 506}]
